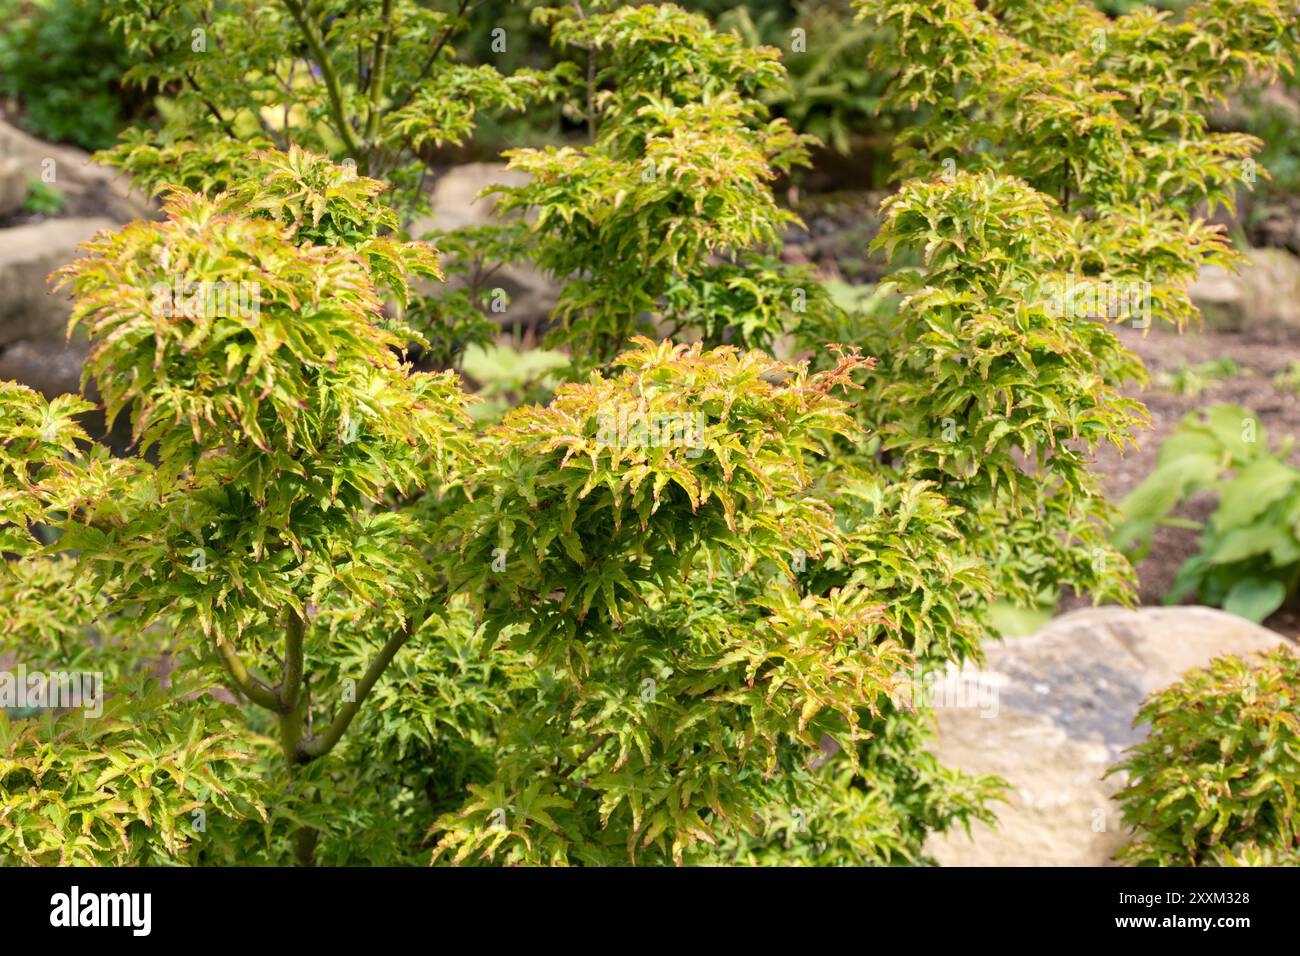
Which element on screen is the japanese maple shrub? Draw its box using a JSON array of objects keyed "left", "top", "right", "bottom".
[
  {"left": 3, "top": 0, "right": 1295, "bottom": 866},
  {"left": 0, "top": 1, "right": 995, "bottom": 866},
  {"left": 850, "top": 0, "right": 1298, "bottom": 865},
  {"left": 1, "top": 145, "right": 961, "bottom": 864},
  {"left": 1108, "top": 647, "right": 1300, "bottom": 866},
  {"left": 854, "top": 0, "right": 1296, "bottom": 610}
]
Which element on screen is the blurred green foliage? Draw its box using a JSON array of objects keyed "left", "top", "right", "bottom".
[
  {"left": 1116, "top": 404, "right": 1300, "bottom": 623},
  {"left": 1155, "top": 358, "right": 1248, "bottom": 398},
  {"left": 0, "top": 0, "right": 142, "bottom": 150},
  {"left": 20, "top": 179, "right": 67, "bottom": 216},
  {"left": 717, "top": 1, "right": 885, "bottom": 155}
]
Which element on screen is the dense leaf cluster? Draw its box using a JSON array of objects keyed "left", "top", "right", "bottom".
[
  {"left": 1109, "top": 647, "right": 1300, "bottom": 866},
  {"left": 0, "top": 0, "right": 1295, "bottom": 867}
]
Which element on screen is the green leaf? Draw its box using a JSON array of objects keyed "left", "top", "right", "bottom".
[
  {"left": 1221, "top": 578, "right": 1287, "bottom": 624},
  {"left": 1215, "top": 458, "right": 1300, "bottom": 528}
]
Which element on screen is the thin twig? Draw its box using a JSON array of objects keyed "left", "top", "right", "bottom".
[{"left": 215, "top": 637, "right": 279, "bottom": 710}]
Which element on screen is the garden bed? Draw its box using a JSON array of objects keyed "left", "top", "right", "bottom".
[{"left": 1090, "top": 324, "right": 1300, "bottom": 637}]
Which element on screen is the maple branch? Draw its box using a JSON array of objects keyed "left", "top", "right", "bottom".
[
  {"left": 281, "top": 0, "right": 365, "bottom": 163},
  {"left": 297, "top": 614, "right": 422, "bottom": 761},
  {"left": 215, "top": 636, "right": 280, "bottom": 711}
]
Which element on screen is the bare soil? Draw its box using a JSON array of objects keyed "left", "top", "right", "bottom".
[{"left": 1082, "top": 324, "right": 1300, "bottom": 638}]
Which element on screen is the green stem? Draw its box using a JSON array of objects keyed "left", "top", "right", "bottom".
[
  {"left": 281, "top": 0, "right": 365, "bottom": 165},
  {"left": 279, "top": 697, "right": 307, "bottom": 767},
  {"left": 215, "top": 637, "right": 280, "bottom": 710},
  {"left": 275, "top": 610, "right": 313, "bottom": 865},
  {"left": 557, "top": 736, "right": 605, "bottom": 779},
  {"left": 298, "top": 611, "right": 426, "bottom": 761},
  {"left": 276, "top": 606, "right": 309, "bottom": 770},
  {"left": 383, "top": 0, "right": 472, "bottom": 119},
  {"left": 292, "top": 825, "right": 320, "bottom": 867},
  {"left": 279, "top": 609, "right": 306, "bottom": 713},
  {"left": 571, "top": 1, "right": 596, "bottom": 144},
  {"left": 363, "top": 0, "right": 394, "bottom": 143},
  {"left": 185, "top": 72, "right": 237, "bottom": 138}
]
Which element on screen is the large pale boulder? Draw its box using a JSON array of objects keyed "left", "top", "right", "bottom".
[
  {"left": 0, "top": 118, "right": 154, "bottom": 223},
  {"left": 422, "top": 162, "right": 531, "bottom": 233},
  {"left": 410, "top": 163, "right": 559, "bottom": 329},
  {"left": 0, "top": 156, "right": 26, "bottom": 219},
  {"left": 925, "top": 606, "right": 1292, "bottom": 867},
  {"left": 1189, "top": 247, "right": 1300, "bottom": 334},
  {"left": 0, "top": 120, "right": 155, "bottom": 399},
  {"left": 0, "top": 217, "right": 113, "bottom": 347}
]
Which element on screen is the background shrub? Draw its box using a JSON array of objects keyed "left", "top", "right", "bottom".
[{"left": 0, "top": 0, "right": 144, "bottom": 150}]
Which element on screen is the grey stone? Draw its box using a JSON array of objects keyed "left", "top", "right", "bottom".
[
  {"left": 0, "top": 217, "right": 114, "bottom": 347},
  {"left": 0, "top": 118, "right": 155, "bottom": 223},
  {"left": 1190, "top": 247, "right": 1300, "bottom": 334},
  {"left": 420, "top": 162, "right": 531, "bottom": 233},
  {"left": 924, "top": 606, "right": 1292, "bottom": 866},
  {"left": 0, "top": 156, "right": 26, "bottom": 219},
  {"left": 0, "top": 335, "right": 88, "bottom": 399},
  {"left": 410, "top": 163, "right": 559, "bottom": 329}
]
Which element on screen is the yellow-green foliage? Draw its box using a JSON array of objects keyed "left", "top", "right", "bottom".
[
  {"left": 485, "top": 4, "right": 837, "bottom": 366},
  {"left": 852, "top": 0, "right": 1295, "bottom": 608},
  {"left": 1, "top": 0, "right": 1295, "bottom": 868},
  {"left": 1109, "top": 647, "right": 1300, "bottom": 866}
]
